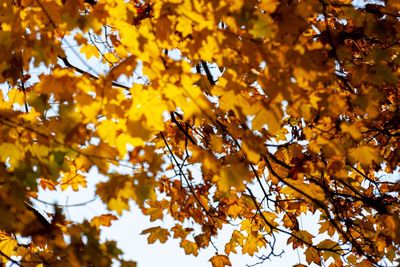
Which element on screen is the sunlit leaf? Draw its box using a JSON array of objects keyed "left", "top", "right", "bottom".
[
  {"left": 141, "top": 227, "right": 170, "bottom": 244},
  {"left": 209, "top": 254, "right": 232, "bottom": 267},
  {"left": 0, "top": 232, "right": 17, "bottom": 263},
  {"left": 90, "top": 214, "right": 118, "bottom": 229},
  {"left": 80, "top": 44, "right": 100, "bottom": 60}
]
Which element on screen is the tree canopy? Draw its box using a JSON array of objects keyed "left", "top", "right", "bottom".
[{"left": 0, "top": 0, "right": 399, "bottom": 266}]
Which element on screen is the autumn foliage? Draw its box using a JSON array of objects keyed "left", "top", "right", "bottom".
[{"left": 0, "top": 0, "right": 399, "bottom": 266}]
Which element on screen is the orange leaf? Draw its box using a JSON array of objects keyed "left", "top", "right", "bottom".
[
  {"left": 209, "top": 255, "right": 232, "bottom": 267},
  {"left": 141, "top": 227, "right": 170, "bottom": 244},
  {"left": 90, "top": 214, "right": 118, "bottom": 228},
  {"left": 180, "top": 240, "right": 199, "bottom": 256}
]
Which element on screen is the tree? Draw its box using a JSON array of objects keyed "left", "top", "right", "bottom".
[{"left": 0, "top": 0, "right": 399, "bottom": 266}]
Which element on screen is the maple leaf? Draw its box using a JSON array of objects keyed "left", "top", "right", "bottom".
[
  {"left": 209, "top": 254, "right": 232, "bottom": 267},
  {"left": 171, "top": 224, "right": 192, "bottom": 240},
  {"left": 90, "top": 214, "right": 118, "bottom": 229},
  {"left": 60, "top": 172, "right": 87, "bottom": 191},
  {"left": 0, "top": 232, "right": 17, "bottom": 263},
  {"left": 225, "top": 230, "right": 245, "bottom": 255},
  {"left": 108, "top": 198, "right": 130, "bottom": 216},
  {"left": 348, "top": 145, "right": 383, "bottom": 167},
  {"left": 141, "top": 227, "right": 170, "bottom": 244},
  {"left": 249, "top": 13, "right": 277, "bottom": 39},
  {"left": 0, "top": 143, "right": 24, "bottom": 169},
  {"left": 259, "top": 0, "right": 279, "bottom": 13},
  {"left": 180, "top": 240, "right": 199, "bottom": 256},
  {"left": 0, "top": 0, "right": 399, "bottom": 266},
  {"left": 39, "top": 178, "right": 57, "bottom": 191},
  {"left": 304, "top": 247, "right": 320, "bottom": 265},
  {"left": 280, "top": 180, "right": 325, "bottom": 202},
  {"left": 103, "top": 52, "right": 119, "bottom": 64},
  {"left": 97, "top": 119, "right": 119, "bottom": 145},
  {"left": 80, "top": 44, "right": 100, "bottom": 60},
  {"left": 214, "top": 164, "right": 249, "bottom": 192},
  {"left": 142, "top": 200, "right": 169, "bottom": 222},
  {"left": 242, "top": 234, "right": 265, "bottom": 256},
  {"left": 7, "top": 88, "right": 25, "bottom": 106}
]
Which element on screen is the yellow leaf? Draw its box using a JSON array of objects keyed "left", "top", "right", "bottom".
[
  {"left": 97, "top": 120, "right": 118, "bottom": 145},
  {"left": 126, "top": 119, "right": 153, "bottom": 141},
  {"left": 348, "top": 145, "right": 382, "bottom": 167},
  {"left": 195, "top": 76, "right": 213, "bottom": 94},
  {"left": 96, "top": 176, "right": 135, "bottom": 215},
  {"left": 0, "top": 232, "right": 17, "bottom": 263},
  {"left": 327, "top": 156, "right": 348, "bottom": 179},
  {"left": 0, "top": 143, "right": 24, "bottom": 169},
  {"left": 115, "top": 133, "right": 130, "bottom": 156},
  {"left": 209, "top": 255, "right": 232, "bottom": 267},
  {"left": 249, "top": 13, "right": 276, "bottom": 39},
  {"left": 242, "top": 234, "right": 265, "bottom": 256},
  {"left": 252, "top": 104, "right": 282, "bottom": 134},
  {"left": 180, "top": 239, "right": 199, "bottom": 256},
  {"left": 317, "top": 240, "right": 342, "bottom": 261},
  {"left": 280, "top": 179, "right": 325, "bottom": 201},
  {"left": 176, "top": 16, "right": 193, "bottom": 37},
  {"left": 7, "top": 88, "right": 25, "bottom": 106},
  {"left": 227, "top": 204, "right": 242, "bottom": 219},
  {"left": 226, "top": 0, "right": 243, "bottom": 12},
  {"left": 36, "top": 69, "right": 80, "bottom": 101},
  {"left": 199, "top": 195, "right": 209, "bottom": 210},
  {"left": 90, "top": 214, "right": 118, "bottom": 228},
  {"left": 240, "top": 219, "right": 256, "bottom": 234},
  {"left": 80, "top": 44, "right": 100, "bottom": 60},
  {"left": 288, "top": 230, "right": 315, "bottom": 250},
  {"left": 261, "top": 211, "right": 278, "bottom": 231},
  {"left": 198, "top": 36, "right": 219, "bottom": 62},
  {"left": 225, "top": 230, "right": 245, "bottom": 255},
  {"left": 297, "top": 230, "right": 314, "bottom": 243},
  {"left": 171, "top": 224, "right": 192, "bottom": 240},
  {"left": 194, "top": 233, "right": 210, "bottom": 248},
  {"left": 209, "top": 135, "right": 224, "bottom": 154},
  {"left": 317, "top": 239, "right": 341, "bottom": 250},
  {"left": 143, "top": 200, "right": 169, "bottom": 222},
  {"left": 141, "top": 227, "right": 170, "bottom": 244},
  {"left": 103, "top": 52, "right": 119, "bottom": 64},
  {"left": 259, "top": 0, "right": 279, "bottom": 13},
  {"left": 214, "top": 164, "right": 249, "bottom": 192},
  {"left": 381, "top": 215, "right": 400, "bottom": 243},
  {"left": 242, "top": 140, "right": 260, "bottom": 164},
  {"left": 128, "top": 86, "right": 167, "bottom": 131},
  {"left": 60, "top": 172, "right": 87, "bottom": 191},
  {"left": 341, "top": 122, "right": 362, "bottom": 140},
  {"left": 108, "top": 198, "right": 130, "bottom": 215}
]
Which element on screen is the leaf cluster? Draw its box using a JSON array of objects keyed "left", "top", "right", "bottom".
[{"left": 0, "top": 0, "right": 399, "bottom": 266}]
